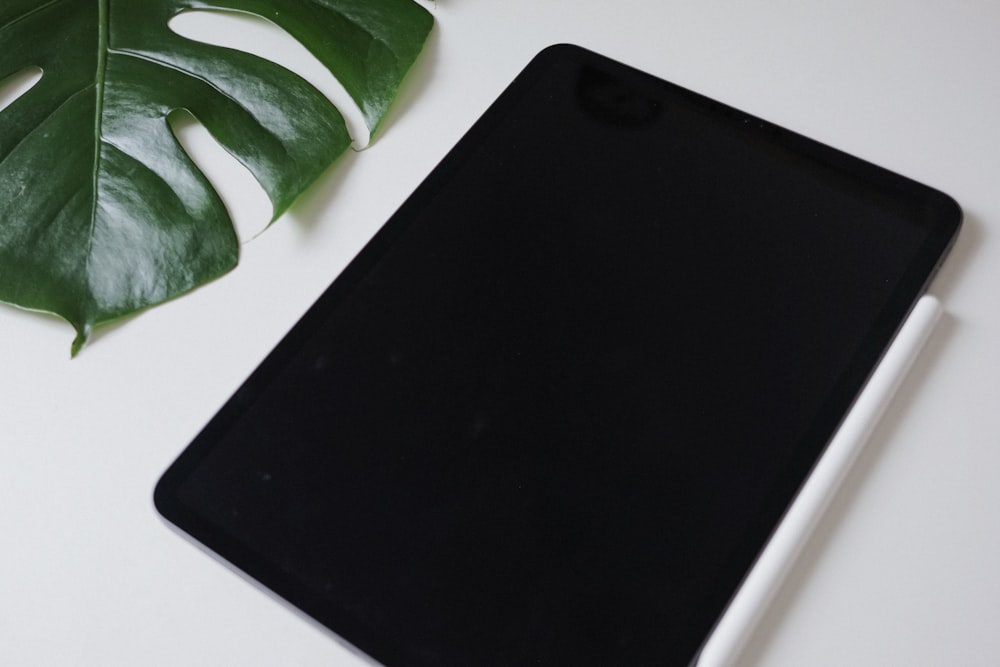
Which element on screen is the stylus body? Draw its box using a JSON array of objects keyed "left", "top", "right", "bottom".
[{"left": 697, "top": 295, "right": 943, "bottom": 667}]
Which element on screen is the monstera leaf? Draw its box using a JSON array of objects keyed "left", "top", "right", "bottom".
[{"left": 0, "top": 0, "right": 432, "bottom": 355}]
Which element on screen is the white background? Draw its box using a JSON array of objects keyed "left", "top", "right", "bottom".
[{"left": 2, "top": 1, "right": 998, "bottom": 664}]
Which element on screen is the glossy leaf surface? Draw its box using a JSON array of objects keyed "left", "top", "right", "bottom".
[{"left": 0, "top": 0, "right": 432, "bottom": 354}]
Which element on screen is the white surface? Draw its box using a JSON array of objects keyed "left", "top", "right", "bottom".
[{"left": 2, "top": 2, "right": 997, "bottom": 665}]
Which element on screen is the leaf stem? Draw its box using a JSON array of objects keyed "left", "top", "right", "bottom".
[
  {"left": 84, "top": 0, "right": 111, "bottom": 325},
  {"left": 93, "top": 0, "right": 109, "bottom": 184}
]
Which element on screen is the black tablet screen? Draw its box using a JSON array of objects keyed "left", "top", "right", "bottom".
[{"left": 156, "top": 45, "right": 960, "bottom": 666}]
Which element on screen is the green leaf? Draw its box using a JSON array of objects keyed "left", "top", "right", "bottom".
[{"left": 0, "top": 0, "right": 433, "bottom": 355}]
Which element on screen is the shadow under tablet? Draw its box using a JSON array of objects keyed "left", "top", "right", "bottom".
[{"left": 155, "top": 44, "right": 961, "bottom": 667}]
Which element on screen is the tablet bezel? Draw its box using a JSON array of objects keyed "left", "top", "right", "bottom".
[{"left": 155, "top": 43, "right": 961, "bottom": 666}]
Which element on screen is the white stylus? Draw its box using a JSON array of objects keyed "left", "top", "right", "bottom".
[{"left": 697, "top": 294, "right": 943, "bottom": 667}]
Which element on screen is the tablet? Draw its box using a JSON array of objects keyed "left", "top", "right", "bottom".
[{"left": 155, "top": 44, "right": 961, "bottom": 666}]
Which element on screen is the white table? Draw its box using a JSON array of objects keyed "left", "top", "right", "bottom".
[{"left": 3, "top": 2, "right": 998, "bottom": 664}]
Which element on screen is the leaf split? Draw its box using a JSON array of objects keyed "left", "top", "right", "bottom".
[{"left": 0, "top": 0, "right": 433, "bottom": 355}]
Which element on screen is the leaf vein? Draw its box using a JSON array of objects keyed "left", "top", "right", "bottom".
[
  {"left": 0, "top": 0, "right": 68, "bottom": 33},
  {"left": 110, "top": 49, "right": 296, "bottom": 160},
  {"left": 86, "top": 0, "right": 111, "bottom": 283},
  {"left": 0, "top": 84, "right": 96, "bottom": 173}
]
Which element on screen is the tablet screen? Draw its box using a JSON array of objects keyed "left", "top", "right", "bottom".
[{"left": 156, "top": 44, "right": 960, "bottom": 666}]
